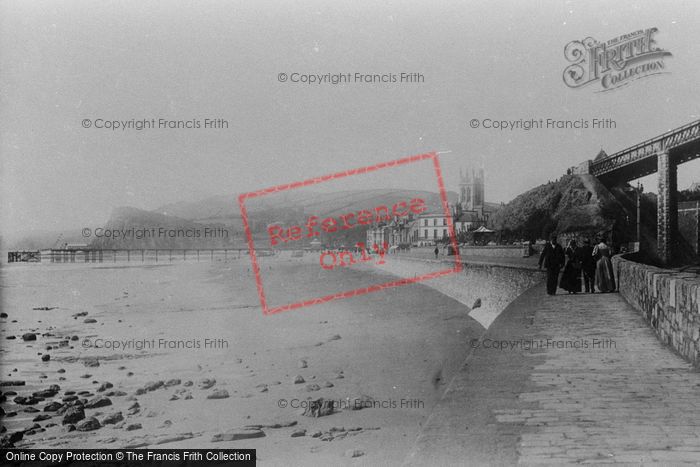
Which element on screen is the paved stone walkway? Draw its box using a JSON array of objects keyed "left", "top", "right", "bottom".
[{"left": 404, "top": 284, "right": 700, "bottom": 465}]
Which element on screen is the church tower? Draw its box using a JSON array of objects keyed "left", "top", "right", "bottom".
[{"left": 459, "top": 167, "right": 485, "bottom": 215}]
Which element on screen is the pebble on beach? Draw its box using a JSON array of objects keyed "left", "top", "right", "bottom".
[
  {"left": 83, "top": 358, "right": 100, "bottom": 368},
  {"left": 344, "top": 449, "right": 365, "bottom": 458},
  {"left": 301, "top": 398, "right": 335, "bottom": 417},
  {"left": 97, "top": 382, "right": 113, "bottom": 392},
  {"left": 102, "top": 412, "right": 124, "bottom": 425},
  {"left": 207, "top": 389, "right": 229, "bottom": 399},
  {"left": 211, "top": 428, "right": 265, "bottom": 442},
  {"left": 61, "top": 406, "right": 85, "bottom": 425},
  {"left": 43, "top": 401, "right": 63, "bottom": 412},
  {"left": 76, "top": 417, "right": 101, "bottom": 431},
  {"left": 84, "top": 396, "right": 112, "bottom": 409},
  {"left": 197, "top": 378, "right": 216, "bottom": 390},
  {"left": 127, "top": 402, "right": 140, "bottom": 416}
]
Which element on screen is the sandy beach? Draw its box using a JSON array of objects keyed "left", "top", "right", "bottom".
[{"left": 1, "top": 253, "right": 539, "bottom": 465}]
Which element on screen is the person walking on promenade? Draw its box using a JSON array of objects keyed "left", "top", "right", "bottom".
[
  {"left": 593, "top": 235, "right": 616, "bottom": 292},
  {"left": 579, "top": 238, "right": 596, "bottom": 293},
  {"left": 538, "top": 234, "right": 565, "bottom": 295},
  {"left": 559, "top": 239, "right": 582, "bottom": 294},
  {"left": 434, "top": 245, "right": 439, "bottom": 259}
]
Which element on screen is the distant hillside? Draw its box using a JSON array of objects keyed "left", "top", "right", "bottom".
[
  {"left": 155, "top": 189, "right": 458, "bottom": 221},
  {"left": 10, "top": 188, "right": 505, "bottom": 251},
  {"left": 91, "top": 189, "right": 461, "bottom": 249},
  {"left": 2, "top": 229, "right": 87, "bottom": 251},
  {"left": 156, "top": 194, "right": 243, "bottom": 224},
  {"left": 490, "top": 174, "right": 631, "bottom": 241},
  {"left": 89, "top": 207, "right": 241, "bottom": 249}
]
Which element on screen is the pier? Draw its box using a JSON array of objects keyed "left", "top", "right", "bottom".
[{"left": 7, "top": 248, "right": 252, "bottom": 263}]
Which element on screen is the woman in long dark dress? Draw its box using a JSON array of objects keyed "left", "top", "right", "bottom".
[
  {"left": 593, "top": 236, "right": 616, "bottom": 292},
  {"left": 559, "top": 239, "right": 582, "bottom": 293}
]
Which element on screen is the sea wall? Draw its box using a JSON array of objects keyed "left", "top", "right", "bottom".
[
  {"left": 613, "top": 254, "right": 700, "bottom": 367},
  {"left": 460, "top": 246, "right": 527, "bottom": 258},
  {"left": 398, "top": 246, "right": 530, "bottom": 262},
  {"left": 367, "top": 256, "right": 544, "bottom": 329}
]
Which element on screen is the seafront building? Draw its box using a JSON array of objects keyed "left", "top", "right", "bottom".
[{"left": 366, "top": 167, "right": 491, "bottom": 247}]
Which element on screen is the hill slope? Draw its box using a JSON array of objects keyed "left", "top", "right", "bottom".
[
  {"left": 89, "top": 207, "right": 241, "bottom": 249},
  {"left": 155, "top": 189, "right": 458, "bottom": 222},
  {"left": 490, "top": 174, "right": 630, "bottom": 241},
  {"left": 93, "top": 189, "right": 461, "bottom": 249}
]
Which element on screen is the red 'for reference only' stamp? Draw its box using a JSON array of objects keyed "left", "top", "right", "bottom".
[{"left": 238, "top": 152, "right": 462, "bottom": 315}]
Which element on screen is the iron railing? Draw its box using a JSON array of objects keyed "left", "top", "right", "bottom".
[{"left": 591, "top": 120, "right": 700, "bottom": 176}]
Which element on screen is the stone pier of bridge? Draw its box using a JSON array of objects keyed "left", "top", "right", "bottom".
[{"left": 657, "top": 151, "right": 678, "bottom": 264}]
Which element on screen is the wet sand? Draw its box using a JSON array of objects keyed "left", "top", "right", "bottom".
[{"left": 1, "top": 255, "right": 493, "bottom": 465}]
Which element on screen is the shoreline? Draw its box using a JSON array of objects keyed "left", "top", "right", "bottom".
[{"left": 1, "top": 255, "right": 539, "bottom": 464}]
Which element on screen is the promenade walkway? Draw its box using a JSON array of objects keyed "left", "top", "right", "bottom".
[{"left": 404, "top": 285, "right": 700, "bottom": 465}]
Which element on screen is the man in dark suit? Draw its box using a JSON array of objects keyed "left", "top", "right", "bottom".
[
  {"left": 579, "top": 238, "right": 596, "bottom": 293},
  {"left": 538, "top": 234, "right": 565, "bottom": 295}
]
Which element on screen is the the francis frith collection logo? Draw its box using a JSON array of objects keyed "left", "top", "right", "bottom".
[{"left": 563, "top": 27, "right": 672, "bottom": 92}]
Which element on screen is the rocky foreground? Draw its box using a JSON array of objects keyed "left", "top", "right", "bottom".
[
  {"left": 0, "top": 257, "right": 502, "bottom": 464},
  {"left": 1, "top": 309, "right": 385, "bottom": 456}
]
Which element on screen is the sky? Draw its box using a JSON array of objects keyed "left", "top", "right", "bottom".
[{"left": 1, "top": 0, "right": 699, "bottom": 238}]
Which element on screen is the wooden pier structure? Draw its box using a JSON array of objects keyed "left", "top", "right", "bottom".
[{"left": 7, "top": 248, "right": 251, "bottom": 263}]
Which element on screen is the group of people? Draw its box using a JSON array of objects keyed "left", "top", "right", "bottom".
[{"left": 538, "top": 234, "right": 616, "bottom": 296}]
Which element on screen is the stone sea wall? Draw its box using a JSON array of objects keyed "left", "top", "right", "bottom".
[
  {"left": 460, "top": 246, "right": 527, "bottom": 258},
  {"left": 367, "top": 256, "right": 543, "bottom": 329},
  {"left": 613, "top": 254, "right": 700, "bottom": 367}
]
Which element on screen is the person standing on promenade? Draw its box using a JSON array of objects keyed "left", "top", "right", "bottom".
[
  {"left": 434, "top": 245, "right": 439, "bottom": 259},
  {"left": 579, "top": 238, "right": 596, "bottom": 293},
  {"left": 593, "top": 235, "right": 616, "bottom": 292},
  {"left": 538, "top": 234, "right": 565, "bottom": 295},
  {"left": 559, "top": 239, "right": 582, "bottom": 294}
]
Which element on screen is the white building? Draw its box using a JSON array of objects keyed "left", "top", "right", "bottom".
[
  {"left": 413, "top": 210, "right": 451, "bottom": 244},
  {"left": 367, "top": 165, "right": 491, "bottom": 246},
  {"left": 367, "top": 217, "right": 415, "bottom": 248},
  {"left": 409, "top": 206, "right": 490, "bottom": 245}
]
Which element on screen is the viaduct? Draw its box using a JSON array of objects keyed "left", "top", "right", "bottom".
[{"left": 573, "top": 120, "right": 700, "bottom": 264}]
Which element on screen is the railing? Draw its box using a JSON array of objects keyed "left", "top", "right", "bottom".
[
  {"left": 591, "top": 120, "right": 700, "bottom": 176},
  {"left": 7, "top": 249, "right": 253, "bottom": 263}
]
